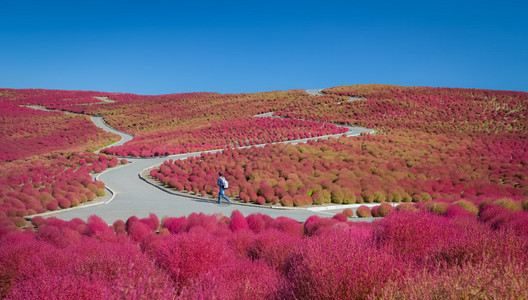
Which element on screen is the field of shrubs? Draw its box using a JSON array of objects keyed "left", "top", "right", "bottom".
[
  {"left": 3, "top": 88, "right": 347, "bottom": 157},
  {"left": 0, "top": 152, "right": 128, "bottom": 229},
  {"left": 103, "top": 117, "right": 347, "bottom": 157},
  {"left": 0, "top": 90, "right": 125, "bottom": 228},
  {"left": 152, "top": 132, "right": 527, "bottom": 207},
  {"left": 1, "top": 203, "right": 527, "bottom": 298},
  {"left": 0, "top": 100, "right": 119, "bottom": 161},
  {"left": 152, "top": 85, "right": 528, "bottom": 208},
  {"left": 1, "top": 84, "right": 527, "bottom": 298},
  {"left": 0, "top": 87, "right": 346, "bottom": 227}
]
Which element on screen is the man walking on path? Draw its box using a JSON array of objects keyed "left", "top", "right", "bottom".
[{"left": 217, "top": 171, "right": 231, "bottom": 204}]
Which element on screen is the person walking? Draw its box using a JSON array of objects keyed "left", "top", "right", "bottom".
[{"left": 217, "top": 171, "right": 231, "bottom": 204}]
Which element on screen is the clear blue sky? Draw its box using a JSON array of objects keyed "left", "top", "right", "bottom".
[{"left": 1, "top": 0, "right": 526, "bottom": 94}]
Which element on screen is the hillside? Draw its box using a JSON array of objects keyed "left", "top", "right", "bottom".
[{"left": 0, "top": 85, "right": 527, "bottom": 298}]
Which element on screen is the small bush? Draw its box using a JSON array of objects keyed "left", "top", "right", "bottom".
[
  {"left": 46, "top": 201, "right": 59, "bottom": 211},
  {"left": 311, "top": 193, "right": 325, "bottom": 205},
  {"left": 13, "top": 217, "right": 26, "bottom": 227},
  {"left": 425, "top": 202, "right": 448, "bottom": 215},
  {"left": 445, "top": 204, "right": 477, "bottom": 219},
  {"left": 127, "top": 219, "right": 152, "bottom": 242},
  {"left": 272, "top": 217, "right": 303, "bottom": 237},
  {"left": 378, "top": 202, "right": 394, "bottom": 217},
  {"left": 356, "top": 206, "right": 372, "bottom": 218},
  {"left": 395, "top": 203, "right": 416, "bottom": 212},
  {"left": 57, "top": 198, "right": 71, "bottom": 209},
  {"left": 256, "top": 196, "right": 266, "bottom": 205},
  {"left": 162, "top": 217, "right": 187, "bottom": 234},
  {"left": 229, "top": 210, "right": 249, "bottom": 232},
  {"left": 371, "top": 206, "right": 380, "bottom": 217},
  {"left": 331, "top": 189, "right": 345, "bottom": 204},
  {"left": 453, "top": 199, "right": 479, "bottom": 215},
  {"left": 113, "top": 220, "right": 126, "bottom": 235},
  {"left": 342, "top": 208, "right": 354, "bottom": 218},
  {"left": 332, "top": 213, "right": 347, "bottom": 222},
  {"left": 280, "top": 195, "right": 293, "bottom": 207},
  {"left": 247, "top": 229, "right": 300, "bottom": 273},
  {"left": 493, "top": 198, "right": 523, "bottom": 211},
  {"left": 30, "top": 216, "right": 46, "bottom": 228}
]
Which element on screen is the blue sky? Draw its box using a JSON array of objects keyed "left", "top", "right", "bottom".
[{"left": 1, "top": 0, "right": 526, "bottom": 94}]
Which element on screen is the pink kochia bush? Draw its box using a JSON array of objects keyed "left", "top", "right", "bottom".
[{"left": 1, "top": 208, "right": 527, "bottom": 299}]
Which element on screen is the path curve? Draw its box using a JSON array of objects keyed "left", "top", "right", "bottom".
[
  {"left": 91, "top": 116, "right": 134, "bottom": 153},
  {"left": 26, "top": 91, "right": 377, "bottom": 223},
  {"left": 306, "top": 88, "right": 366, "bottom": 101}
]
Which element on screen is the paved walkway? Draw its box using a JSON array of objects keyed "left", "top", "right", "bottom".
[
  {"left": 91, "top": 116, "right": 134, "bottom": 153},
  {"left": 306, "top": 88, "right": 366, "bottom": 101},
  {"left": 27, "top": 90, "right": 377, "bottom": 223}
]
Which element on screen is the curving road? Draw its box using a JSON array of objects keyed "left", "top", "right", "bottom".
[{"left": 34, "top": 91, "right": 376, "bottom": 223}]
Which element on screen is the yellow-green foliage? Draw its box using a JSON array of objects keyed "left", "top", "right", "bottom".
[
  {"left": 426, "top": 202, "right": 448, "bottom": 215},
  {"left": 453, "top": 199, "right": 479, "bottom": 215},
  {"left": 396, "top": 203, "right": 417, "bottom": 212},
  {"left": 493, "top": 198, "right": 522, "bottom": 211}
]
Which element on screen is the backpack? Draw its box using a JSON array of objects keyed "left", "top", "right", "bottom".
[{"left": 221, "top": 177, "right": 229, "bottom": 189}]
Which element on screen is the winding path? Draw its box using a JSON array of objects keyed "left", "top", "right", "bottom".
[
  {"left": 306, "top": 88, "right": 367, "bottom": 101},
  {"left": 32, "top": 90, "right": 376, "bottom": 223},
  {"left": 91, "top": 116, "right": 133, "bottom": 153}
]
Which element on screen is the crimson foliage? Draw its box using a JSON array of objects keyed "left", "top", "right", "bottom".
[{"left": 1, "top": 209, "right": 526, "bottom": 298}]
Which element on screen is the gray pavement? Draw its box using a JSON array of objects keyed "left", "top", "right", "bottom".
[
  {"left": 305, "top": 88, "right": 367, "bottom": 102},
  {"left": 91, "top": 116, "right": 134, "bottom": 153},
  {"left": 50, "top": 155, "right": 342, "bottom": 223}
]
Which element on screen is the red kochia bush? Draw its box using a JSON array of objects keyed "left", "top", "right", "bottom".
[
  {"left": 246, "top": 213, "right": 267, "bottom": 234},
  {"left": 126, "top": 217, "right": 152, "bottom": 243},
  {"left": 35, "top": 218, "right": 84, "bottom": 248},
  {"left": 286, "top": 229, "right": 404, "bottom": 299},
  {"left": 57, "top": 198, "right": 71, "bottom": 209},
  {"left": 162, "top": 216, "right": 188, "bottom": 234},
  {"left": 86, "top": 215, "right": 115, "bottom": 242},
  {"left": 1, "top": 209, "right": 528, "bottom": 298},
  {"left": 229, "top": 210, "right": 249, "bottom": 232},
  {"left": 247, "top": 228, "right": 301, "bottom": 273},
  {"left": 30, "top": 216, "right": 46, "bottom": 228},
  {"left": 154, "top": 228, "right": 232, "bottom": 292},
  {"left": 180, "top": 258, "right": 283, "bottom": 299},
  {"left": 5, "top": 238, "right": 176, "bottom": 299},
  {"left": 444, "top": 204, "right": 477, "bottom": 219},
  {"left": 113, "top": 219, "right": 126, "bottom": 235},
  {"left": 271, "top": 216, "right": 304, "bottom": 237},
  {"left": 372, "top": 211, "right": 458, "bottom": 257},
  {"left": 371, "top": 205, "right": 380, "bottom": 217},
  {"left": 332, "top": 213, "right": 348, "bottom": 222},
  {"left": 139, "top": 213, "right": 160, "bottom": 231},
  {"left": 303, "top": 216, "right": 339, "bottom": 236}
]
